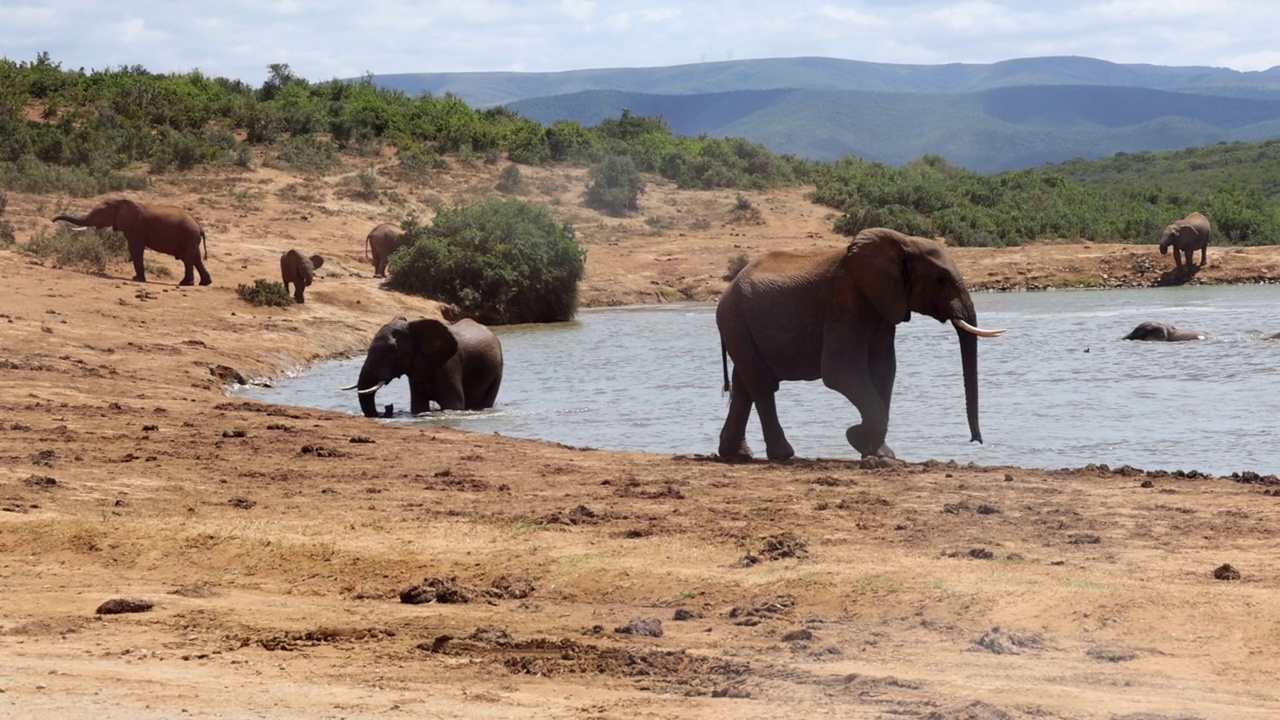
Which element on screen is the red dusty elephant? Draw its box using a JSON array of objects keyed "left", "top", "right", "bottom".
[
  {"left": 365, "top": 223, "right": 406, "bottom": 278},
  {"left": 53, "top": 198, "right": 211, "bottom": 286}
]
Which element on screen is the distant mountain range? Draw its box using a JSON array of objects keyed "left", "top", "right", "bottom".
[{"left": 371, "top": 56, "right": 1280, "bottom": 173}]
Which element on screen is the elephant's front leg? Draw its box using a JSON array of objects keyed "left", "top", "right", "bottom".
[
  {"left": 127, "top": 236, "right": 147, "bottom": 282},
  {"left": 825, "top": 345, "right": 892, "bottom": 458}
]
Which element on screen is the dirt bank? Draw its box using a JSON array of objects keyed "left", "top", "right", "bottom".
[{"left": 1, "top": 156, "right": 1278, "bottom": 719}]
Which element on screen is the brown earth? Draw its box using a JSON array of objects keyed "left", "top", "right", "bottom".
[{"left": 2, "top": 153, "right": 1280, "bottom": 719}]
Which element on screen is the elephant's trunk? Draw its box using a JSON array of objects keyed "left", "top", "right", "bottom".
[
  {"left": 356, "top": 366, "right": 382, "bottom": 418},
  {"left": 1159, "top": 234, "right": 1172, "bottom": 255},
  {"left": 52, "top": 214, "right": 90, "bottom": 226},
  {"left": 951, "top": 294, "right": 983, "bottom": 445}
]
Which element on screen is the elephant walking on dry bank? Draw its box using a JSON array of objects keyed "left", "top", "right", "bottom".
[
  {"left": 342, "top": 315, "right": 503, "bottom": 417},
  {"left": 52, "top": 198, "right": 211, "bottom": 285},
  {"left": 1159, "top": 212, "right": 1211, "bottom": 270},
  {"left": 1123, "top": 321, "right": 1207, "bottom": 342},
  {"left": 716, "top": 227, "right": 1005, "bottom": 462},
  {"left": 280, "top": 249, "right": 324, "bottom": 304},
  {"left": 366, "top": 223, "right": 406, "bottom": 278}
]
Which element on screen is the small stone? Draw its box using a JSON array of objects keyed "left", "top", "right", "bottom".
[
  {"left": 614, "top": 618, "right": 663, "bottom": 637},
  {"left": 95, "top": 598, "right": 154, "bottom": 615},
  {"left": 1213, "top": 563, "right": 1241, "bottom": 581}
]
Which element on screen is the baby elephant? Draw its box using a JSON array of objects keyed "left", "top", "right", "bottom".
[
  {"left": 1123, "top": 321, "right": 1206, "bottom": 342},
  {"left": 280, "top": 249, "right": 324, "bottom": 303}
]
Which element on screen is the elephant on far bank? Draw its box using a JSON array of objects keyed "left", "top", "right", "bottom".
[
  {"left": 1123, "top": 321, "right": 1206, "bottom": 342},
  {"left": 280, "top": 249, "right": 324, "bottom": 303},
  {"left": 366, "top": 223, "right": 406, "bottom": 278},
  {"left": 1159, "top": 211, "right": 1211, "bottom": 270},
  {"left": 52, "top": 198, "right": 211, "bottom": 285},
  {"left": 343, "top": 315, "right": 503, "bottom": 417}
]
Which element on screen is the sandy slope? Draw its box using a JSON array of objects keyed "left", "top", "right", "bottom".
[{"left": 1, "top": 154, "right": 1279, "bottom": 719}]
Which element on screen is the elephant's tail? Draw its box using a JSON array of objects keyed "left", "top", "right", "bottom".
[
  {"left": 721, "top": 339, "right": 730, "bottom": 393},
  {"left": 365, "top": 234, "right": 371, "bottom": 260},
  {"left": 200, "top": 226, "right": 208, "bottom": 260}
]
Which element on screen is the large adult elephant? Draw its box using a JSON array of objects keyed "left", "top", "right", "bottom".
[
  {"left": 1123, "top": 321, "right": 1206, "bottom": 342},
  {"left": 365, "top": 223, "right": 406, "bottom": 278},
  {"left": 716, "top": 227, "right": 1005, "bottom": 461},
  {"left": 52, "top": 198, "right": 211, "bottom": 285},
  {"left": 1159, "top": 211, "right": 1211, "bottom": 270},
  {"left": 343, "top": 315, "right": 503, "bottom": 417}
]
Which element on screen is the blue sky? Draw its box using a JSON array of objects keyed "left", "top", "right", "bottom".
[{"left": 4, "top": 1, "right": 1279, "bottom": 84}]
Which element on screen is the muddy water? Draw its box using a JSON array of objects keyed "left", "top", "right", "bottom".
[{"left": 234, "top": 285, "right": 1280, "bottom": 476}]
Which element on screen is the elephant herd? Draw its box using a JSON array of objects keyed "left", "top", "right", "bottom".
[
  {"left": 50, "top": 198, "right": 412, "bottom": 304},
  {"left": 46, "top": 200, "right": 1270, "bottom": 461}
]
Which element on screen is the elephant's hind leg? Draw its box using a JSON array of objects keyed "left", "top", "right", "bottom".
[{"left": 718, "top": 369, "right": 763, "bottom": 460}]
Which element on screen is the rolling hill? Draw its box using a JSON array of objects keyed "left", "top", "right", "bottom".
[{"left": 370, "top": 56, "right": 1280, "bottom": 173}]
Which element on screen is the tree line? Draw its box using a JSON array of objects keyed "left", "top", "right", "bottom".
[{"left": 2, "top": 53, "right": 1279, "bottom": 246}]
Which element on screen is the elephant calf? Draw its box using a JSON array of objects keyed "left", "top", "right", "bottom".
[
  {"left": 280, "top": 249, "right": 324, "bottom": 304},
  {"left": 1123, "top": 321, "right": 1206, "bottom": 342}
]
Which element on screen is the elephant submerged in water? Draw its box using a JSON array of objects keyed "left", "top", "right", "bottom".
[
  {"left": 715, "top": 227, "right": 1005, "bottom": 461},
  {"left": 343, "top": 315, "right": 503, "bottom": 417},
  {"left": 1159, "top": 212, "right": 1211, "bottom": 271},
  {"left": 52, "top": 198, "right": 211, "bottom": 285},
  {"left": 1123, "top": 321, "right": 1206, "bottom": 342}
]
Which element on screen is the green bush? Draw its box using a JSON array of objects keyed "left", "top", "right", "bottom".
[
  {"left": 265, "top": 136, "right": 339, "bottom": 174},
  {"left": 23, "top": 225, "right": 128, "bottom": 273},
  {"left": 386, "top": 197, "right": 586, "bottom": 324},
  {"left": 235, "top": 279, "right": 293, "bottom": 306},
  {"left": 0, "top": 191, "right": 13, "bottom": 247},
  {"left": 585, "top": 155, "right": 645, "bottom": 216},
  {"left": 496, "top": 163, "right": 523, "bottom": 194}
]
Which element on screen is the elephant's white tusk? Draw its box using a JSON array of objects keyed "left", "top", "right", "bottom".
[
  {"left": 338, "top": 383, "right": 359, "bottom": 391},
  {"left": 952, "top": 318, "right": 1006, "bottom": 337},
  {"left": 357, "top": 381, "right": 386, "bottom": 395}
]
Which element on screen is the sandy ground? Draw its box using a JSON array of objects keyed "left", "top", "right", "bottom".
[{"left": 2, "top": 154, "right": 1280, "bottom": 720}]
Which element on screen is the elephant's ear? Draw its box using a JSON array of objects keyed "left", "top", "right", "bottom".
[
  {"left": 112, "top": 199, "right": 141, "bottom": 232},
  {"left": 843, "top": 227, "right": 910, "bottom": 325},
  {"left": 310, "top": 255, "right": 324, "bottom": 270},
  {"left": 407, "top": 318, "right": 459, "bottom": 366}
]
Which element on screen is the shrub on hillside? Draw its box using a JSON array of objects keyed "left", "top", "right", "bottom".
[
  {"left": 236, "top": 279, "right": 292, "bottom": 306},
  {"left": 585, "top": 155, "right": 644, "bottom": 216},
  {"left": 496, "top": 163, "right": 523, "bottom": 194},
  {"left": 0, "top": 192, "right": 13, "bottom": 247},
  {"left": 386, "top": 197, "right": 586, "bottom": 324}
]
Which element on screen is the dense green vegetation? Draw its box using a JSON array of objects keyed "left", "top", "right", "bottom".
[
  {"left": 0, "top": 54, "right": 807, "bottom": 197},
  {"left": 3, "top": 52, "right": 1280, "bottom": 256},
  {"left": 387, "top": 198, "right": 586, "bottom": 324},
  {"left": 811, "top": 154, "right": 1280, "bottom": 247}
]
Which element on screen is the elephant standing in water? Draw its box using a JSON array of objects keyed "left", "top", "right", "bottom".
[
  {"left": 52, "top": 198, "right": 211, "bottom": 285},
  {"left": 343, "top": 315, "right": 503, "bottom": 417},
  {"left": 1159, "top": 212, "right": 1211, "bottom": 270},
  {"left": 365, "top": 223, "right": 406, "bottom": 278},
  {"left": 1124, "top": 321, "right": 1206, "bottom": 342},
  {"left": 716, "top": 227, "right": 1005, "bottom": 461},
  {"left": 280, "top": 249, "right": 324, "bottom": 304}
]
